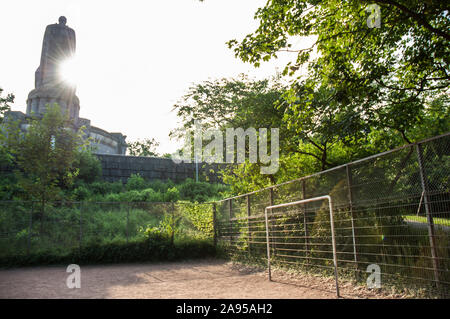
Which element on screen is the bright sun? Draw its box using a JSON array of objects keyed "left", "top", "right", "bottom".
[{"left": 59, "top": 56, "right": 79, "bottom": 86}]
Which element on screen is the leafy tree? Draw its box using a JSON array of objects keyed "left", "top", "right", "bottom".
[
  {"left": 171, "top": 74, "right": 286, "bottom": 136},
  {"left": 0, "top": 88, "right": 15, "bottom": 167},
  {"left": 0, "top": 87, "right": 14, "bottom": 124},
  {"left": 127, "top": 138, "right": 160, "bottom": 157},
  {"left": 171, "top": 75, "right": 289, "bottom": 183},
  {"left": 7, "top": 104, "right": 87, "bottom": 206},
  {"left": 227, "top": 0, "right": 449, "bottom": 143}
]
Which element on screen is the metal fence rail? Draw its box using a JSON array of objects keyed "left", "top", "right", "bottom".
[{"left": 215, "top": 132, "right": 450, "bottom": 298}]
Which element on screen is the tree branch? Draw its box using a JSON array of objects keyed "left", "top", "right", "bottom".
[{"left": 373, "top": 0, "right": 450, "bottom": 41}]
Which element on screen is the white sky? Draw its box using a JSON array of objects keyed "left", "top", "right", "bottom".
[{"left": 0, "top": 0, "right": 301, "bottom": 154}]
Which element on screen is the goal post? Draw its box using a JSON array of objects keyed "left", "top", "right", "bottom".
[{"left": 264, "top": 195, "right": 340, "bottom": 298}]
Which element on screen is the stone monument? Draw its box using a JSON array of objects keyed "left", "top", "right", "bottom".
[
  {"left": 26, "top": 16, "right": 80, "bottom": 122},
  {"left": 7, "top": 16, "right": 128, "bottom": 155}
]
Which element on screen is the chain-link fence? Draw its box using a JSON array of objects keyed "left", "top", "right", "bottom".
[
  {"left": 215, "top": 132, "right": 450, "bottom": 298},
  {"left": 0, "top": 133, "right": 449, "bottom": 297},
  {"left": 0, "top": 201, "right": 214, "bottom": 259}
]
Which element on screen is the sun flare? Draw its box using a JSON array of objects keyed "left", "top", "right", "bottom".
[{"left": 59, "top": 56, "right": 79, "bottom": 86}]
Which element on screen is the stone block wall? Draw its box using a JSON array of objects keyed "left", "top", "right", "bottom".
[{"left": 95, "top": 154, "right": 225, "bottom": 183}]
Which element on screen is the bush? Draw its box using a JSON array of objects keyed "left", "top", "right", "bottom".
[
  {"left": 163, "top": 187, "right": 180, "bottom": 202},
  {"left": 177, "top": 178, "right": 215, "bottom": 202},
  {"left": 74, "top": 151, "right": 102, "bottom": 184},
  {"left": 147, "top": 179, "right": 174, "bottom": 193},
  {"left": 73, "top": 185, "right": 91, "bottom": 201},
  {"left": 120, "top": 190, "right": 146, "bottom": 202},
  {"left": 0, "top": 238, "right": 216, "bottom": 267},
  {"left": 104, "top": 193, "right": 122, "bottom": 202},
  {"left": 126, "top": 174, "right": 147, "bottom": 191},
  {"left": 142, "top": 188, "right": 164, "bottom": 202},
  {"left": 90, "top": 181, "right": 123, "bottom": 196}
]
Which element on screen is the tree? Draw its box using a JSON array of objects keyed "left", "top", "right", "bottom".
[
  {"left": 127, "top": 138, "right": 160, "bottom": 157},
  {"left": 171, "top": 74, "right": 289, "bottom": 184},
  {"left": 0, "top": 87, "right": 14, "bottom": 124},
  {"left": 171, "top": 74, "right": 286, "bottom": 136},
  {"left": 7, "top": 104, "right": 87, "bottom": 206},
  {"left": 0, "top": 88, "right": 15, "bottom": 166},
  {"left": 227, "top": 0, "right": 449, "bottom": 144}
]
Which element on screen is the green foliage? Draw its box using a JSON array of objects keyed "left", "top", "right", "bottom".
[
  {"left": 73, "top": 185, "right": 91, "bottom": 201},
  {"left": 177, "top": 178, "right": 221, "bottom": 202},
  {"left": 0, "top": 239, "right": 216, "bottom": 267},
  {"left": 148, "top": 179, "right": 175, "bottom": 193},
  {"left": 127, "top": 138, "right": 160, "bottom": 157},
  {"left": 189, "top": 0, "right": 448, "bottom": 195},
  {"left": 87, "top": 178, "right": 226, "bottom": 203},
  {"left": 89, "top": 181, "right": 124, "bottom": 196},
  {"left": 164, "top": 187, "right": 180, "bottom": 202},
  {"left": 0, "top": 88, "right": 15, "bottom": 169},
  {"left": 170, "top": 74, "right": 287, "bottom": 144},
  {"left": 228, "top": 0, "right": 449, "bottom": 141},
  {"left": 73, "top": 151, "right": 102, "bottom": 184},
  {"left": 142, "top": 212, "right": 181, "bottom": 245},
  {"left": 0, "top": 87, "right": 14, "bottom": 124},
  {"left": 6, "top": 104, "right": 87, "bottom": 203},
  {"left": 141, "top": 188, "right": 164, "bottom": 202},
  {"left": 0, "top": 200, "right": 216, "bottom": 267},
  {"left": 126, "top": 173, "right": 147, "bottom": 191},
  {"left": 179, "top": 201, "right": 214, "bottom": 240}
]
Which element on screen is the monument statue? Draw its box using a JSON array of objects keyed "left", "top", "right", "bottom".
[
  {"left": 26, "top": 16, "right": 80, "bottom": 122},
  {"left": 35, "top": 16, "right": 76, "bottom": 88},
  {"left": 5, "top": 16, "right": 128, "bottom": 155}
]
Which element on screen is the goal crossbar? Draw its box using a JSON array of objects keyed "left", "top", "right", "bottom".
[{"left": 264, "top": 195, "right": 340, "bottom": 298}]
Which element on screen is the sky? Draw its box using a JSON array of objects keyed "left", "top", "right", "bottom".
[{"left": 0, "top": 0, "right": 299, "bottom": 154}]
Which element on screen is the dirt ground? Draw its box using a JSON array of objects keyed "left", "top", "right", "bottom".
[{"left": 0, "top": 259, "right": 406, "bottom": 299}]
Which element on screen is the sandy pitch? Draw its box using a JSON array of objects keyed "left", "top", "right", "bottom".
[{"left": 0, "top": 259, "right": 403, "bottom": 299}]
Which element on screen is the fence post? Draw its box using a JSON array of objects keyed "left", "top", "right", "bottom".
[
  {"left": 346, "top": 164, "right": 359, "bottom": 279},
  {"left": 229, "top": 199, "right": 233, "bottom": 244},
  {"left": 79, "top": 202, "right": 83, "bottom": 251},
  {"left": 415, "top": 143, "right": 441, "bottom": 290},
  {"left": 269, "top": 188, "right": 276, "bottom": 254},
  {"left": 27, "top": 202, "right": 34, "bottom": 256},
  {"left": 126, "top": 202, "right": 130, "bottom": 244},
  {"left": 170, "top": 202, "right": 176, "bottom": 245},
  {"left": 247, "top": 195, "right": 251, "bottom": 254},
  {"left": 302, "top": 180, "right": 309, "bottom": 263},
  {"left": 212, "top": 203, "right": 217, "bottom": 248}
]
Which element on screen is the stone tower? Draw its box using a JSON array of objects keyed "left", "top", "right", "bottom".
[
  {"left": 26, "top": 16, "right": 80, "bottom": 122},
  {"left": 4, "top": 16, "right": 128, "bottom": 155}
]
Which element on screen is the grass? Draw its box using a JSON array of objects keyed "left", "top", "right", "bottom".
[
  {"left": 403, "top": 215, "right": 450, "bottom": 227},
  {"left": 0, "top": 201, "right": 215, "bottom": 266}
]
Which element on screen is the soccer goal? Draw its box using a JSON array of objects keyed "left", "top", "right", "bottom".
[{"left": 264, "top": 195, "right": 340, "bottom": 298}]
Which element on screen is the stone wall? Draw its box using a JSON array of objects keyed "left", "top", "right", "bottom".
[{"left": 96, "top": 154, "right": 225, "bottom": 183}]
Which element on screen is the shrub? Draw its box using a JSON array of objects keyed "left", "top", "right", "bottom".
[
  {"left": 126, "top": 173, "right": 147, "bottom": 191},
  {"left": 141, "top": 188, "right": 164, "bottom": 202},
  {"left": 90, "top": 181, "right": 123, "bottom": 196},
  {"left": 73, "top": 185, "right": 91, "bottom": 201},
  {"left": 177, "top": 178, "right": 214, "bottom": 202},
  {"left": 104, "top": 193, "right": 121, "bottom": 202},
  {"left": 147, "top": 179, "right": 174, "bottom": 193},
  {"left": 74, "top": 151, "right": 102, "bottom": 184},
  {"left": 0, "top": 238, "right": 216, "bottom": 267},
  {"left": 163, "top": 187, "right": 180, "bottom": 202}
]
